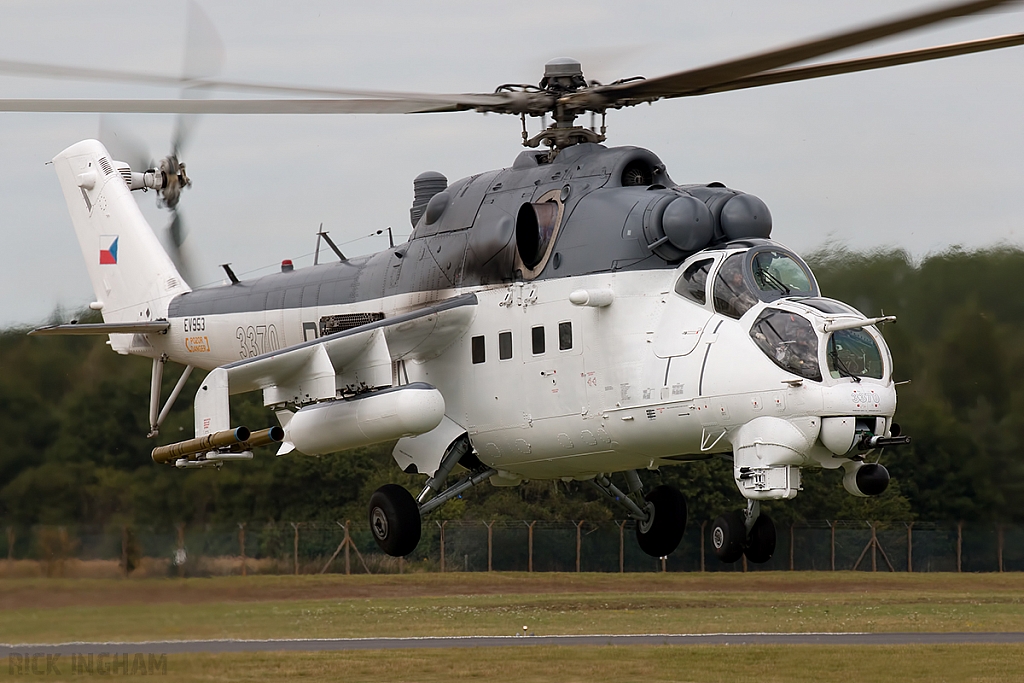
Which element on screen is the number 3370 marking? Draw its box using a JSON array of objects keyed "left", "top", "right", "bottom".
[{"left": 236, "top": 324, "right": 280, "bottom": 358}]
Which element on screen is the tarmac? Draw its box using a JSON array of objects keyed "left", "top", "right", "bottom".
[{"left": 3, "top": 632, "right": 1024, "bottom": 655}]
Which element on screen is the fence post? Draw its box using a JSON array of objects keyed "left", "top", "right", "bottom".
[
  {"left": 871, "top": 522, "right": 877, "bottom": 572},
  {"left": 486, "top": 522, "right": 493, "bottom": 572},
  {"left": 700, "top": 521, "right": 706, "bottom": 572},
  {"left": 576, "top": 520, "right": 583, "bottom": 573},
  {"left": 997, "top": 523, "right": 1004, "bottom": 573},
  {"left": 439, "top": 520, "right": 447, "bottom": 573},
  {"left": 238, "top": 523, "right": 247, "bottom": 577},
  {"left": 6, "top": 526, "right": 13, "bottom": 561},
  {"left": 830, "top": 521, "right": 835, "bottom": 572},
  {"left": 618, "top": 521, "right": 626, "bottom": 573},
  {"left": 957, "top": 521, "right": 963, "bottom": 573},
  {"left": 344, "top": 521, "right": 351, "bottom": 576},
  {"left": 907, "top": 522, "right": 913, "bottom": 573},
  {"left": 528, "top": 521, "right": 535, "bottom": 573},
  {"left": 291, "top": 522, "right": 300, "bottom": 575}
]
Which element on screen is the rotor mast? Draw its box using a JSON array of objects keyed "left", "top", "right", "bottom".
[{"left": 521, "top": 58, "right": 607, "bottom": 155}]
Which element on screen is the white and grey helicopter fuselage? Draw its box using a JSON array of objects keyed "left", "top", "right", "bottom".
[
  {"left": 24, "top": 0, "right": 1024, "bottom": 563},
  {"left": 39, "top": 137, "right": 905, "bottom": 562}
]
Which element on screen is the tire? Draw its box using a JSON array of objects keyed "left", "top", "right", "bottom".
[
  {"left": 744, "top": 513, "right": 776, "bottom": 564},
  {"left": 711, "top": 510, "right": 746, "bottom": 563},
  {"left": 636, "top": 485, "right": 687, "bottom": 558},
  {"left": 368, "top": 484, "right": 421, "bottom": 557}
]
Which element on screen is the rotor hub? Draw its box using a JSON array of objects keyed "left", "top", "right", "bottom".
[{"left": 540, "top": 58, "right": 586, "bottom": 94}]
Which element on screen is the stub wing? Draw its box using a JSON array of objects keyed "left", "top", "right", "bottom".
[
  {"left": 193, "top": 293, "right": 477, "bottom": 438},
  {"left": 29, "top": 321, "right": 171, "bottom": 336}
]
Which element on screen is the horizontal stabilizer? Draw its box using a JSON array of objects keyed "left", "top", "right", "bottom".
[{"left": 29, "top": 321, "right": 171, "bottom": 336}]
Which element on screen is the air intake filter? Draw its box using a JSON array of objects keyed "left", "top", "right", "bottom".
[{"left": 410, "top": 171, "right": 448, "bottom": 227}]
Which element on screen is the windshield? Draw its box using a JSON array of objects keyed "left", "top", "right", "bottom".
[
  {"left": 751, "top": 250, "right": 814, "bottom": 297},
  {"left": 827, "top": 328, "right": 884, "bottom": 380},
  {"left": 750, "top": 308, "right": 822, "bottom": 381}
]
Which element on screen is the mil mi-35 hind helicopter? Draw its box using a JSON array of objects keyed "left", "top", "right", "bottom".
[{"left": 16, "top": 0, "right": 1024, "bottom": 562}]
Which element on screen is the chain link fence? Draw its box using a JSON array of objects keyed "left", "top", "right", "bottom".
[{"left": 1, "top": 520, "right": 1020, "bottom": 578}]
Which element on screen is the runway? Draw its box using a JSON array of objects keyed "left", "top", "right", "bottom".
[{"left": 4, "top": 632, "right": 1024, "bottom": 655}]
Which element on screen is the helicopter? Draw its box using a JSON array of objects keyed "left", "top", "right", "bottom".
[{"left": 16, "top": 0, "right": 1024, "bottom": 562}]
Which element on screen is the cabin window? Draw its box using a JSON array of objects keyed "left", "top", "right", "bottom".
[
  {"left": 471, "top": 335, "right": 485, "bottom": 364},
  {"left": 558, "top": 321, "right": 573, "bottom": 351},
  {"left": 675, "top": 259, "right": 713, "bottom": 305},
  {"left": 499, "top": 331, "right": 513, "bottom": 360},
  {"left": 532, "top": 326, "right": 545, "bottom": 355}
]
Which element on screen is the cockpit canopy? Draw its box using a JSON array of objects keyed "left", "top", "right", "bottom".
[
  {"left": 674, "top": 243, "right": 888, "bottom": 384},
  {"left": 750, "top": 308, "right": 822, "bottom": 381},
  {"left": 676, "top": 242, "right": 818, "bottom": 319}
]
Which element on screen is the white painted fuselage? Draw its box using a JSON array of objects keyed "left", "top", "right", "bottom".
[{"left": 137, "top": 261, "right": 895, "bottom": 483}]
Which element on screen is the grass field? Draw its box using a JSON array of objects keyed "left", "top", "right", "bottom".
[
  {"left": 2, "top": 572, "right": 1022, "bottom": 681},
  {"left": 1, "top": 572, "right": 1022, "bottom": 643}
]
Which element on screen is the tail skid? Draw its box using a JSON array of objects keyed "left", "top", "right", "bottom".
[{"left": 52, "top": 140, "right": 190, "bottom": 350}]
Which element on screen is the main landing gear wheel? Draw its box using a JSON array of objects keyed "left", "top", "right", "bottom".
[
  {"left": 711, "top": 510, "right": 746, "bottom": 563},
  {"left": 368, "top": 484, "right": 421, "bottom": 557},
  {"left": 636, "top": 485, "right": 687, "bottom": 558},
  {"left": 744, "top": 513, "right": 776, "bottom": 564}
]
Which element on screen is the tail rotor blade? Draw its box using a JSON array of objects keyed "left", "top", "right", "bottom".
[{"left": 166, "top": 210, "right": 197, "bottom": 286}]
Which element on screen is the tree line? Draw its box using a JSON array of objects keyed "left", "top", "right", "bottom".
[{"left": 2, "top": 247, "right": 1022, "bottom": 530}]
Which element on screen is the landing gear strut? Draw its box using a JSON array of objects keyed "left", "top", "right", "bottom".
[
  {"left": 369, "top": 435, "right": 497, "bottom": 557},
  {"left": 711, "top": 500, "right": 776, "bottom": 564},
  {"left": 589, "top": 471, "right": 687, "bottom": 558}
]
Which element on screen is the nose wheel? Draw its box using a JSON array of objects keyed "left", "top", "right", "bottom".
[
  {"left": 368, "top": 484, "right": 421, "bottom": 557},
  {"left": 710, "top": 508, "right": 776, "bottom": 564}
]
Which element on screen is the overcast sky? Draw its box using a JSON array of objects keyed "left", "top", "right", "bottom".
[{"left": 1, "top": 0, "right": 1022, "bottom": 327}]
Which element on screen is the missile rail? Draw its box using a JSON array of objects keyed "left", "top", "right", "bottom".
[{"left": 152, "top": 426, "right": 284, "bottom": 469}]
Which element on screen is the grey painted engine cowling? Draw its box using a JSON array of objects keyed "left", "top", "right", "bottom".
[{"left": 641, "top": 185, "right": 773, "bottom": 262}]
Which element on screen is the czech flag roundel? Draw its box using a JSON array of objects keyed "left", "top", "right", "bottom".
[{"left": 99, "top": 235, "right": 118, "bottom": 265}]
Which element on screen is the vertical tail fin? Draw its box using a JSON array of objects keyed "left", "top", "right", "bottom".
[{"left": 52, "top": 140, "right": 190, "bottom": 330}]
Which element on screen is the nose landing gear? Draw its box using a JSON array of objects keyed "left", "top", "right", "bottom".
[{"left": 711, "top": 501, "right": 776, "bottom": 564}]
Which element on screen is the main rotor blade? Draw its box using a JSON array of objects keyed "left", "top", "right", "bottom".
[
  {"left": 0, "top": 93, "right": 530, "bottom": 115},
  {"left": 692, "top": 33, "right": 1024, "bottom": 97},
  {"left": 173, "top": 0, "right": 226, "bottom": 156},
  {"left": 585, "top": 0, "right": 1019, "bottom": 106},
  {"left": 0, "top": 57, "right": 501, "bottom": 101}
]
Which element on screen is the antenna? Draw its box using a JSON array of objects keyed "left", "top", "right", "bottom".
[
  {"left": 376, "top": 227, "right": 395, "bottom": 248},
  {"left": 314, "top": 223, "right": 346, "bottom": 264},
  {"left": 219, "top": 263, "right": 239, "bottom": 284}
]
